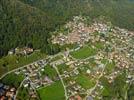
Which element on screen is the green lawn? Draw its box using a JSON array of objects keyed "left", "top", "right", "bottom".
[
  {"left": 100, "top": 77, "right": 113, "bottom": 97},
  {"left": 57, "top": 64, "right": 71, "bottom": 74},
  {"left": 0, "top": 51, "right": 46, "bottom": 77},
  {"left": 75, "top": 74, "right": 95, "bottom": 89},
  {"left": 95, "top": 42, "right": 104, "bottom": 50},
  {"left": 41, "top": 65, "right": 57, "bottom": 80},
  {"left": 16, "top": 87, "right": 30, "bottom": 100},
  {"left": 105, "top": 61, "right": 115, "bottom": 73},
  {"left": 1, "top": 73, "right": 24, "bottom": 88},
  {"left": 70, "top": 46, "right": 96, "bottom": 59},
  {"left": 88, "top": 58, "right": 97, "bottom": 67},
  {"left": 101, "top": 73, "right": 128, "bottom": 99},
  {"left": 37, "top": 81, "right": 65, "bottom": 100}
]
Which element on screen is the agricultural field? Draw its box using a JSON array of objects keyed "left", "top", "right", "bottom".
[{"left": 37, "top": 81, "right": 65, "bottom": 100}]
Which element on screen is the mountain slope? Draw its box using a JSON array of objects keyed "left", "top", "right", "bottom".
[
  {"left": 0, "top": 0, "right": 53, "bottom": 57},
  {"left": 0, "top": 0, "right": 134, "bottom": 57}
]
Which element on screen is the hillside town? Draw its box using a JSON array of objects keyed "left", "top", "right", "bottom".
[{"left": 0, "top": 16, "right": 134, "bottom": 100}]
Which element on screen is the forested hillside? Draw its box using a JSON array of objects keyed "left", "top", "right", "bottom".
[{"left": 0, "top": 0, "right": 134, "bottom": 57}]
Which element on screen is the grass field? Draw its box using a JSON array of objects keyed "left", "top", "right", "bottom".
[
  {"left": 41, "top": 65, "right": 57, "bottom": 79},
  {"left": 57, "top": 64, "right": 70, "bottom": 74},
  {"left": 37, "top": 81, "right": 65, "bottom": 100},
  {"left": 75, "top": 74, "right": 95, "bottom": 89},
  {"left": 16, "top": 87, "right": 30, "bottom": 100},
  {"left": 94, "top": 42, "right": 104, "bottom": 50},
  {"left": 1, "top": 73, "right": 24, "bottom": 88},
  {"left": 105, "top": 61, "right": 115, "bottom": 73},
  {"left": 0, "top": 51, "right": 46, "bottom": 77},
  {"left": 70, "top": 46, "right": 96, "bottom": 59},
  {"left": 100, "top": 73, "right": 128, "bottom": 99}
]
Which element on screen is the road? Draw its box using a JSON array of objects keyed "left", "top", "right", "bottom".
[
  {"left": 0, "top": 46, "right": 100, "bottom": 100},
  {"left": 14, "top": 78, "right": 27, "bottom": 99},
  {"left": 85, "top": 61, "right": 108, "bottom": 99},
  {"left": 0, "top": 58, "right": 46, "bottom": 80},
  {"left": 0, "top": 45, "right": 80, "bottom": 80},
  {"left": 53, "top": 65, "right": 68, "bottom": 100}
]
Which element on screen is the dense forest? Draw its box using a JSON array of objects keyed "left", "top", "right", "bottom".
[{"left": 0, "top": 0, "right": 134, "bottom": 57}]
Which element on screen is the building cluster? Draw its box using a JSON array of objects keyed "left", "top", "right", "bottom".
[
  {"left": 22, "top": 79, "right": 39, "bottom": 99},
  {"left": 52, "top": 22, "right": 90, "bottom": 45},
  {"left": 15, "top": 59, "right": 58, "bottom": 99},
  {"left": 15, "top": 60, "right": 51, "bottom": 89},
  {"left": 8, "top": 47, "right": 33, "bottom": 56},
  {"left": 67, "top": 83, "right": 85, "bottom": 100},
  {"left": 109, "top": 52, "right": 130, "bottom": 69},
  {"left": 52, "top": 16, "right": 92, "bottom": 45},
  {"left": 27, "top": 17, "right": 134, "bottom": 100},
  {"left": 0, "top": 83, "right": 16, "bottom": 100},
  {"left": 105, "top": 71, "right": 120, "bottom": 83},
  {"left": 52, "top": 16, "right": 113, "bottom": 47},
  {"left": 92, "top": 22, "right": 111, "bottom": 34},
  {"left": 88, "top": 83, "right": 104, "bottom": 99}
]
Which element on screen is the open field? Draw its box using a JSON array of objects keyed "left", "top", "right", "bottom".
[
  {"left": 100, "top": 72, "right": 128, "bottom": 99},
  {"left": 37, "top": 81, "right": 65, "bottom": 100},
  {"left": 57, "top": 64, "right": 70, "bottom": 74},
  {"left": 41, "top": 65, "right": 57, "bottom": 79},
  {"left": 75, "top": 74, "right": 95, "bottom": 89},
  {"left": 70, "top": 46, "right": 96, "bottom": 59},
  {"left": 94, "top": 42, "right": 104, "bottom": 50},
  {"left": 105, "top": 61, "right": 115, "bottom": 73},
  {"left": 1, "top": 73, "right": 24, "bottom": 88},
  {"left": 16, "top": 87, "right": 30, "bottom": 100}
]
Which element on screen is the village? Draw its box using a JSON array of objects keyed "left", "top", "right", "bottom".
[
  {"left": 51, "top": 16, "right": 134, "bottom": 100},
  {"left": 0, "top": 16, "right": 134, "bottom": 100}
]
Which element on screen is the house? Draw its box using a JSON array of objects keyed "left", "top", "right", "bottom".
[
  {"left": 70, "top": 95, "right": 82, "bottom": 100},
  {"left": 75, "top": 95, "right": 82, "bottom": 100},
  {"left": 0, "top": 96, "right": 6, "bottom": 100},
  {"left": 8, "top": 49, "right": 15, "bottom": 55},
  {"left": 86, "top": 69, "right": 91, "bottom": 74},
  {"left": 15, "top": 47, "right": 33, "bottom": 56}
]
